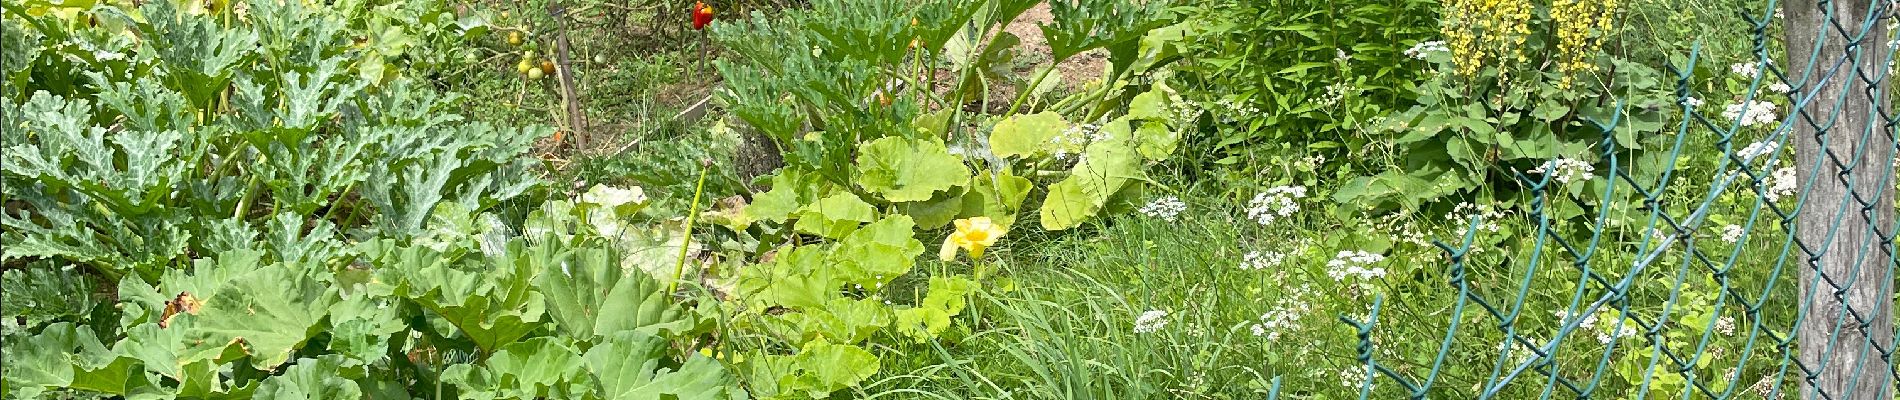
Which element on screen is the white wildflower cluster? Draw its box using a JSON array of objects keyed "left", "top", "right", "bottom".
[
  {"left": 1715, "top": 316, "right": 1737, "bottom": 336},
  {"left": 1768, "top": 82, "right": 1793, "bottom": 94},
  {"left": 1528, "top": 158, "right": 1597, "bottom": 184},
  {"left": 1500, "top": 337, "right": 1548, "bottom": 367},
  {"left": 1644, "top": 226, "right": 1674, "bottom": 242},
  {"left": 1752, "top": 374, "right": 1783, "bottom": 398},
  {"left": 1446, "top": 202, "right": 1508, "bottom": 234},
  {"left": 1246, "top": 186, "right": 1308, "bottom": 226},
  {"left": 1338, "top": 366, "right": 1370, "bottom": 389},
  {"left": 1736, "top": 140, "right": 1781, "bottom": 161},
  {"left": 1763, "top": 166, "right": 1797, "bottom": 202},
  {"left": 1134, "top": 310, "right": 1170, "bottom": 334},
  {"left": 1723, "top": 100, "right": 1780, "bottom": 128},
  {"left": 1319, "top": 82, "right": 1356, "bottom": 107},
  {"left": 1731, "top": 62, "right": 1761, "bottom": 79},
  {"left": 1239, "top": 250, "right": 1288, "bottom": 270},
  {"left": 1683, "top": 96, "right": 1705, "bottom": 108},
  {"left": 1170, "top": 101, "right": 1204, "bottom": 126},
  {"left": 1214, "top": 98, "right": 1260, "bottom": 124},
  {"left": 1720, "top": 224, "right": 1747, "bottom": 244},
  {"left": 1050, "top": 123, "right": 1107, "bottom": 161},
  {"left": 1138, "top": 196, "right": 1188, "bottom": 222},
  {"left": 1249, "top": 284, "right": 1315, "bottom": 340},
  {"left": 1326, "top": 250, "right": 1388, "bottom": 281},
  {"left": 1597, "top": 320, "right": 1639, "bottom": 344},
  {"left": 1558, "top": 309, "right": 1640, "bottom": 344},
  {"left": 1404, "top": 40, "right": 1450, "bottom": 60},
  {"left": 1295, "top": 154, "right": 1328, "bottom": 171}
]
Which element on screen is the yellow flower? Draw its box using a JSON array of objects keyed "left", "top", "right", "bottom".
[{"left": 939, "top": 217, "right": 1006, "bottom": 261}]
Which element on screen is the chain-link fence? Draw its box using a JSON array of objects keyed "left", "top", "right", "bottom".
[{"left": 1315, "top": 0, "right": 1900, "bottom": 398}]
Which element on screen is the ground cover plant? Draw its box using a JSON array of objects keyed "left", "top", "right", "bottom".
[{"left": 3, "top": 0, "right": 1896, "bottom": 399}]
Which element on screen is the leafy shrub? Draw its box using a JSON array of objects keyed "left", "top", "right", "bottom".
[
  {"left": 0, "top": 2, "right": 749, "bottom": 398},
  {"left": 1170, "top": 0, "right": 1440, "bottom": 174},
  {"left": 714, "top": 0, "right": 1186, "bottom": 232}
]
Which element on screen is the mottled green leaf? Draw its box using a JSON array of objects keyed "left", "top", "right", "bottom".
[
  {"left": 988, "top": 111, "right": 1068, "bottom": 158},
  {"left": 537, "top": 246, "right": 691, "bottom": 341},
  {"left": 585, "top": 331, "right": 742, "bottom": 400},
  {"left": 793, "top": 192, "right": 877, "bottom": 239},
  {"left": 855, "top": 137, "right": 970, "bottom": 202}
]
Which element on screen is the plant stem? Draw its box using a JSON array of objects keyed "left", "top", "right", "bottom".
[
  {"left": 1004, "top": 65, "right": 1057, "bottom": 117},
  {"left": 668, "top": 161, "right": 713, "bottom": 294}
]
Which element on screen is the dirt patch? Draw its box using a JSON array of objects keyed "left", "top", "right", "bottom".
[
  {"left": 931, "top": 2, "right": 1109, "bottom": 114},
  {"left": 1004, "top": 3, "right": 1109, "bottom": 91}
]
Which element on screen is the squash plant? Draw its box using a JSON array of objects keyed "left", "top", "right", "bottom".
[
  {"left": 702, "top": 0, "right": 1185, "bottom": 396},
  {"left": 714, "top": 0, "right": 1184, "bottom": 233}
]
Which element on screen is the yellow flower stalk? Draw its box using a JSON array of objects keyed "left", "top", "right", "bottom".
[{"left": 939, "top": 217, "right": 1006, "bottom": 261}]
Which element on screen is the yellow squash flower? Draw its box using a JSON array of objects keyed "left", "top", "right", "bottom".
[{"left": 939, "top": 217, "right": 1006, "bottom": 261}]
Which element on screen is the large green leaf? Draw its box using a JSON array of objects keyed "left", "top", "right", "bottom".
[
  {"left": 779, "top": 298, "right": 893, "bottom": 345},
  {"left": 738, "top": 245, "right": 837, "bottom": 310},
  {"left": 443, "top": 337, "right": 591, "bottom": 399},
  {"left": 787, "top": 340, "right": 879, "bottom": 398},
  {"left": 537, "top": 246, "right": 692, "bottom": 341},
  {"left": 746, "top": 169, "right": 834, "bottom": 224},
  {"left": 854, "top": 137, "right": 970, "bottom": 202},
  {"left": 1039, "top": 131, "right": 1143, "bottom": 230},
  {"left": 894, "top": 276, "right": 977, "bottom": 341},
  {"left": 325, "top": 290, "right": 408, "bottom": 366},
  {"left": 584, "top": 331, "right": 742, "bottom": 400},
  {"left": 960, "top": 171, "right": 1033, "bottom": 228},
  {"left": 988, "top": 111, "right": 1068, "bottom": 158},
  {"left": 373, "top": 240, "right": 547, "bottom": 352},
  {"left": 188, "top": 262, "right": 337, "bottom": 370},
  {"left": 830, "top": 215, "right": 925, "bottom": 288},
  {"left": 254, "top": 356, "right": 365, "bottom": 399},
  {"left": 793, "top": 192, "right": 878, "bottom": 239},
  {"left": 2, "top": 323, "right": 99, "bottom": 397}
]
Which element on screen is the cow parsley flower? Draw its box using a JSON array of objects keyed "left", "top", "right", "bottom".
[
  {"left": 1723, "top": 100, "right": 1779, "bottom": 127},
  {"left": 1246, "top": 186, "right": 1308, "bottom": 226},
  {"left": 1557, "top": 310, "right": 1600, "bottom": 330},
  {"left": 1404, "top": 40, "right": 1450, "bottom": 60},
  {"left": 1326, "top": 250, "right": 1387, "bottom": 281},
  {"left": 1731, "top": 62, "right": 1761, "bottom": 79},
  {"left": 1134, "top": 310, "right": 1170, "bottom": 334},
  {"left": 1597, "top": 319, "right": 1640, "bottom": 344},
  {"left": 1249, "top": 284, "right": 1314, "bottom": 340},
  {"left": 1715, "top": 316, "right": 1737, "bottom": 336},
  {"left": 1319, "top": 82, "right": 1356, "bottom": 107},
  {"left": 1214, "top": 98, "right": 1260, "bottom": 124},
  {"left": 1683, "top": 96, "right": 1705, "bottom": 108},
  {"left": 1763, "top": 166, "right": 1797, "bottom": 202},
  {"left": 1751, "top": 374, "right": 1782, "bottom": 398},
  {"left": 1239, "top": 250, "right": 1287, "bottom": 270},
  {"left": 1138, "top": 196, "right": 1187, "bottom": 222},
  {"left": 1720, "top": 224, "right": 1747, "bottom": 243},
  {"left": 1736, "top": 140, "right": 1780, "bottom": 160},
  {"left": 1528, "top": 158, "right": 1597, "bottom": 184},
  {"left": 1768, "top": 82, "right": 1793, "bottom": 94},
  {"left": 1338, "top": 366, "right": 1370, "bottom": 389},
  {"left": 1446, "top": 202, "right": 1507, "bottom": 233}
]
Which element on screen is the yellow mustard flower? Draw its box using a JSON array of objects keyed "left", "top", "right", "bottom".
[{"left": 939, "top": 217, "right": 1006, "bottom": 261}]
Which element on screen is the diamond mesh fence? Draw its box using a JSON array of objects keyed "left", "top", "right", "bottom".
[{"left": 1308, "top": 0, "right": 1900, "bottom": 398}]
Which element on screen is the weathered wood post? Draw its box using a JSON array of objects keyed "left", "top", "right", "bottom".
[{"left": 1782, "top": 0, "right": 1898, "bottom": 397}]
